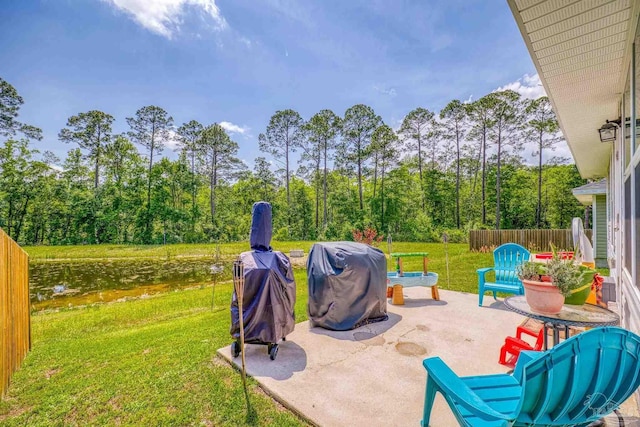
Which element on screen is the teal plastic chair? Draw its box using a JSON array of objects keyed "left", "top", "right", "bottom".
[
  {"left": 477, "top": 243, "right": 530, "bottom": 306},
  {"left": 421, "top": 327, "right": 640, "bottom": 426}
]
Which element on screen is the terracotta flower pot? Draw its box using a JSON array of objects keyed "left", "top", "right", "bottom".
[{"left": 522, "top": 279, "right": 565, "bottom": 315}]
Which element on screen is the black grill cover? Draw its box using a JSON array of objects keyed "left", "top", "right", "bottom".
[
  {"left": 230, "top": 202, "right": 296, "bottom": 343},
  {"left": 230, "top": 251, "right": 296, "bottom": 343},
  {"left": 250, "top": 201, "right": 272, "bottom": 252},
  {"left": 307, "top": 241, "right": 388, "bottom": 331}
]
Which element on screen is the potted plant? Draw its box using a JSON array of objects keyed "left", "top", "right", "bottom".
[{"left": 516, "top": 250, "right": 596, "bottom": 315}]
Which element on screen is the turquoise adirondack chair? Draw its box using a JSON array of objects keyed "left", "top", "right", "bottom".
[
  {"left": 421, "top": 327, "right": 640, "bottom": 426},
  {"left": 477, "top": 243, "right": 530, "bottom": 306}
]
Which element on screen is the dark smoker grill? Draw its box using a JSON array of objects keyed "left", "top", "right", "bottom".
[{"left": 230, "top": 202, "right": 296, "bottom": 360}]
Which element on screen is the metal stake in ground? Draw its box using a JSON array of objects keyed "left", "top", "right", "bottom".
[
  {"left": 210, "top": 245, "right": 222, "bottom": 310},
  {"left": 232, "top": 259, "right": 248, "bottom": 398},
  {"left": 442, "top": 232, "right": 450, "bottom": 289}
]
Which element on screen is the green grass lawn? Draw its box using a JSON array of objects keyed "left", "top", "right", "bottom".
[
  {"left": 2, "top": 242, "right": 609, "bottom": 425},
  {"left": 1, "top": 270, "right": 311, "bottom": 426}
]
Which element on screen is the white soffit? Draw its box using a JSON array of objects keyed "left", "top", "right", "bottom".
[{"left": 508, "top": 0, "right": 636, "bottom": 179}]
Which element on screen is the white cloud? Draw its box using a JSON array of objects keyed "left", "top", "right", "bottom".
[
  {"left": 164, "top": 129, "right": 181, "bottom": 150},
  {"left": 103, "top": 0, "right": 227, "bottom": 39},
  {"left": 496, "top": 73, "right": 546, "bottom": 99},
  {"left": 373, "top": 84, "right": 397, "bottom": 97},
  {"left": 220, "top": 121, "right": 250, "bottom": 135},
  {"left": 543, "top": 142, "right": 573, "bottom": 164}
]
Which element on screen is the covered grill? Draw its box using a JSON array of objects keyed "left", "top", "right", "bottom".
[
  {"left": 230, "top": 202, "right": 296, "bottom": 360},
  {"left": 307, "top": 241, "right": 388, "bottom": 331}
]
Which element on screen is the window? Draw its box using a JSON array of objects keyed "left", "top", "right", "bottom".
[
  {"left": 636, "top": 163, "right": 640, "bottom": 287},
  {"left": 625, "top": 176, "right": 632, "bottom": 273},
  {"left": 625, "top": 79, "right": 632, "bottom": 169},
  {"left": 635, "top": 38, "right": 640, "bottom": 154},
  {"left": 608, "top": 168, "right": 613, "bottom": 250}
]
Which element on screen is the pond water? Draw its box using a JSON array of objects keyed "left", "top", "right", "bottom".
[{"left": 29, "top": 258, "right": 231, "bottom": 309}]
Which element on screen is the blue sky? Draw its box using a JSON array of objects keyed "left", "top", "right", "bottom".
[{"left": 0, "top": 0, "right": 550, "bottom": 167}]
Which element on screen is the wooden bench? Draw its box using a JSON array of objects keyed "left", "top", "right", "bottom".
[{"left": 289, "top": 249, "right": 304, "bottom": 258}]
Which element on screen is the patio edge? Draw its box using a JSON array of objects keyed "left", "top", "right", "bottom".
[{"left": 214, "top": 351, "right": 320, "bottom": 427}]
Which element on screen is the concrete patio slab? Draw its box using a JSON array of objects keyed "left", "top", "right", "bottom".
[
  {"left": 218, "top": 288, "right": 640, "bottom": 426},
  {"left": 218, "top": 288, "right": 522, "bottom": 426}
]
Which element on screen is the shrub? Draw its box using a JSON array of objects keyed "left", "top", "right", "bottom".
[{"left": 352, "top": 226, "right": 384, "bottom": 246}]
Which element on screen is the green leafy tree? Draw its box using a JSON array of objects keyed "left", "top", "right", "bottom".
[
  {"left": 544, "top": 165, "right": 585, "bottom": 228},
  {"left": 440, "top": 100, "right": 468, "bottom": 229},
  {"left": 23, "top": 152, "right": 61, "bottom": 245},
  {"left": 0, "top": 85, "right": 593, "bottom": 245},
  {"left": 58, "top": 110, "right": 114, "bottom": 189},
  {"left": 103, "top": 135, "right": 146, "bottom": 243},
  {"left": 0, "top": 77, "right": 42, "bottom": 140},
  {"left": 467, "top": 95, "right": 495, "bottom": 225},
  {"left": 151, "top": 156, "right": 192, "bottom": 243},
  {"left": 200, "top": 123, "right": 245, "bottom": 237},
  {"left": 0, "top": 140, "right": 38, "bottom": 241},
  {"left": 175, "top": 120, "right": 204, "bottom": 226},
  {"left": 323, "top": 169, "right": 360, "bottom": 238},
  {"left": 289, "top": 178, "right": 314, "bottom": 240},
  {"left": 126, "top": 106, "right": 173, "bottom": 242},
  {"left": 487, "top": 157, "right": 536, "bottom": 229},
  {"left": 258, "top": 109, "right": 304, "bottom": 211},
  {"left": 58, "top": 110, "right": 115, "bottom": 242},
  {"left": 340, "top": 104, "right": 381, "bottom": 211},
  {"left": 370, "top": 124, "right": 399, "bottom": 232},
  {"left": 60, "top": 148, "right": 94, "bottom": 243},
  {"left": 301, "top": 109, "right": 341, "bottom": 230},
  {"left": 398, "top": 107, "right": 435, "bottom": 210},
  {"left": 253, "top": 157, "right": 277, "bottom": 201},
  {"left": 393, "top": 163, "right": 434, "bottom": 239},
  {"left": 486, "top": 90, "right": 523, "bottom": 230},
  {"left": 525, "top": 96, "right": 562, "bottom": 228}
]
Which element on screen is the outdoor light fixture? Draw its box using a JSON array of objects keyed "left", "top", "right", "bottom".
[{"left": 598, "top": 119, "right": 621, "bottom": 143}]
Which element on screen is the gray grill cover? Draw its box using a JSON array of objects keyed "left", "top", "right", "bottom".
[
  {"left": 230, "top": 202, "right": 296, "bottom": 343},
  {"left": 230, "top": 251, "right": 296, "bottom": 343},
  {"left": 307, "top": 241, "right": 388, "bottom": 330}
]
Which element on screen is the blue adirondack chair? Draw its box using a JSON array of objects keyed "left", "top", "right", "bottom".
[
  {"left": 421, "top": 327, "right": 640, "bottom": 427},
  {"left": 477, "top": 243, "right": 530, "bottom": 306}
]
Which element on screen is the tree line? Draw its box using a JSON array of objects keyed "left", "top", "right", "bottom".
[{"left": 0, "top": 76, "right": 586, "bottom": 245}]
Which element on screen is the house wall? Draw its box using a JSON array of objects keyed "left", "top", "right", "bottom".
[
  {"left": 610, "top": 26, "right": 640, "bottom": 337},
  {"left": 611, "top": 125, "right": 640, "bottom": 335},
  {"left": 594, "top": 195, "right": 607, "bottom": 268}
]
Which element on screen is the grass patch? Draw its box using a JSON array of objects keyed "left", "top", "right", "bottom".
[
  {"left": 11, "top": 241, "right": 607, "bottom": 425},
  {"left": 1, "top": 270, "right": 310, "bottom": 426}
]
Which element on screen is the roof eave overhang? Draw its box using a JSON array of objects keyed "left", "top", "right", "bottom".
[{"left": 507, "top": 0, "right": 640, "bottom": 179}]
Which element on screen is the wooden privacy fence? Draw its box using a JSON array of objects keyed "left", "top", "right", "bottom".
[
  {"left": 469, "top": 229, "right": 593, "bottom": 252},
  {"left": 0, "top": 228, "right": 30, "bottom": 397}
]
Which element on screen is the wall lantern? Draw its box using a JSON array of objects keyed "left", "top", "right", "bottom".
[{"left": 598, "top": 119, "right": 621, "bottom": 143}]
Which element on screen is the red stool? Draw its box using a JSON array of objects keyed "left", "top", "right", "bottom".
[{"left": 499, "top": 325, "right": 544, "bottom": 368}]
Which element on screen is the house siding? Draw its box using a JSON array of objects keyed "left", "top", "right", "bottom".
[
  {"left": 508, "top": 0, "right": 640, "bottom": 411},
  {"left": 595, "top": 194, "right": 608, "bottom": 267}
]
